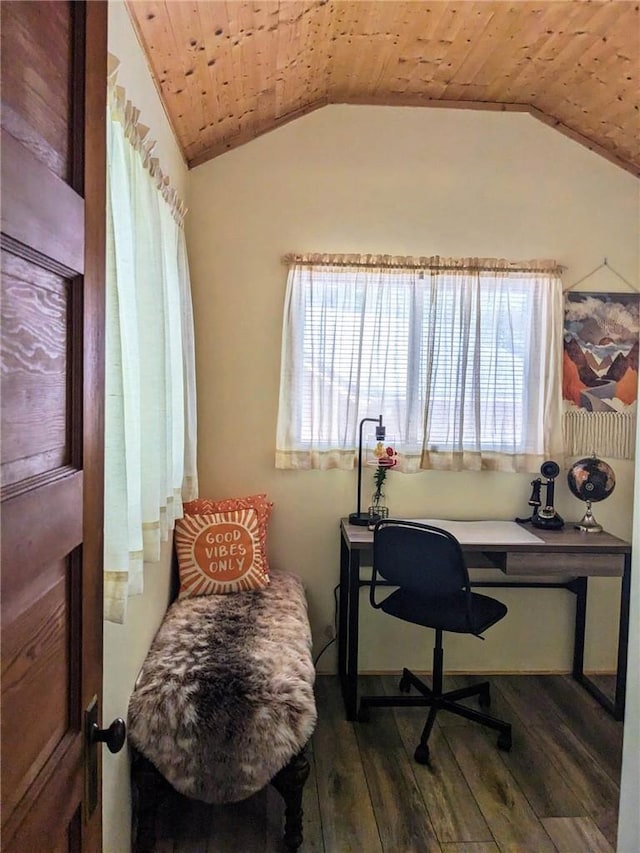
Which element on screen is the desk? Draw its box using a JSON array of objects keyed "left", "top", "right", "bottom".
[{"left": 338, "top": 518, "right": 631, "bottom": 722}]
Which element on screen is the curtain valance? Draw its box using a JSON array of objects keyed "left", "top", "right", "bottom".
[{"left": 283, "top": 253, "right": 565, "bottom": 275}]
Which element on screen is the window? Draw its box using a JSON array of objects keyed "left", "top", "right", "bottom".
[{"left": 276, "top": 255, "right": 564, "bottom": 473}]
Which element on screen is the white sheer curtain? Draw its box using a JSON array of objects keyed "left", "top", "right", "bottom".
[
  {"left": 276, "top": 254, "right": 564, "bottom": 474},
  {"left": 420, "top": 260, "right": 565, "bottom": 472},
  {"left": 104, "top": 57, "right": 198, "bottom": 624}
]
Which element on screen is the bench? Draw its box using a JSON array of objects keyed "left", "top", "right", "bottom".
[{"left": 127, "top": 568, "right": 317, "bottom": 851}]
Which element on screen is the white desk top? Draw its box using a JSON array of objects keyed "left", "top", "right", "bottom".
[{"left": 411, "top": 519, "right": 544, "bottom": 546}]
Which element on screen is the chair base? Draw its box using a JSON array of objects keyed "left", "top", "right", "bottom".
[{"left": 359, "top": 667, "right": 512, "bottom": 762}]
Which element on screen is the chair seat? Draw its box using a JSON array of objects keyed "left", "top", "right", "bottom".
[{"left": 380, "top": 588, "right": 507, "bottom": 635}]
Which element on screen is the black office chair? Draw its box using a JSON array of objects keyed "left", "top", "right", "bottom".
[{"left": 358, "top": 519, "right": 512, "bottom": 764}]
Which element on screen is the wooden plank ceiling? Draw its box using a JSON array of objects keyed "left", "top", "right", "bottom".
[{"left": 127, "top": 1, "right": 640, "bottom": 175}]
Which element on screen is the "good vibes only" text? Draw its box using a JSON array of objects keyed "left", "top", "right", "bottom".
[{"left": 198, "top": 527, "right": 251, "bottom": 575}]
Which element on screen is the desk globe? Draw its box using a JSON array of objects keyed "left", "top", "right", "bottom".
[{"left": 567, "top": 456, "right": 616, "bottom": 533}]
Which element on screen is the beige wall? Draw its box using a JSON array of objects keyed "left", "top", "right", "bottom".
[
  {"left": 185, "top": 104, "right": 638, "bottom": 677},
  {"left": 103, "top": 4, "right": 187, "bottom": 852}
]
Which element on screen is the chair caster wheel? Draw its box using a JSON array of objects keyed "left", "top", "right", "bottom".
[
  {"left": 399, "top": 676, "right": 411, "bottom": 693},
  {"left": 497, "top": 731, "right": 512, "bottom": 751},
  {"left": 358, "top": 704, "right": 370, "bottom": 723},
  {"left": 479, "top": 687, "right": 491, "bottom": 709},
  {"left": 414, "top": 743, "right": 430, "bottom": 765}
]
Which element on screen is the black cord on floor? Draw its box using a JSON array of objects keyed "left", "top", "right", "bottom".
[{"left": 314, "top": 583, "right": 340, "bottom": 667}]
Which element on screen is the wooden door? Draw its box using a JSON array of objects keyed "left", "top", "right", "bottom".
[{"left": 1, "top": 2, "right": 107, "bottom": 850}]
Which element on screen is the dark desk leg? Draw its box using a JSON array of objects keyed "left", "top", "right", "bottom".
[
  {"left": 571, "top": 576, "right": 587, "bottom": 680},
  {"left": 344, "top": 549, "right": 361, "bottom": 721},
  {"left": 338, "top": 535, "right": 360, "bottom": 720},
  {"left": 571, "top": 566, "right": 629, "bottom": 722},
  {"left": 338, "top": 535, "right": 349, "bottom": 689},
  {"left": 613, "top": 553, "right": 631, "bottom": 720}
]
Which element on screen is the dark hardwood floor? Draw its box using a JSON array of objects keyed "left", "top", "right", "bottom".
[{"left": 149, "top": 674, "right": 622, "bottom": 852}]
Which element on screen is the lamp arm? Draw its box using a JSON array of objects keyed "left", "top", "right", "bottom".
[{"left": 355, "top": 415, "right": 384, "bottom": 517}]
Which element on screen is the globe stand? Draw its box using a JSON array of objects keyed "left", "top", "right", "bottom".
[{"left": 575, "top": 500, "right": 603, "bottom": 533}]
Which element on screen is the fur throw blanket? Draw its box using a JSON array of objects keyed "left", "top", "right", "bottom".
[{"left": 127, "top": 570, "right": 317, "bottom": 804}]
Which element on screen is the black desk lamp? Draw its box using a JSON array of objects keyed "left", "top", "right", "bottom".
[{"left": 349, "top": 414, "right": 385, "bottom": 526}]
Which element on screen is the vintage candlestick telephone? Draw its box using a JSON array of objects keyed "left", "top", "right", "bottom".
[{"left": 516, "top": 460, "right": 564, "bottom": 530}]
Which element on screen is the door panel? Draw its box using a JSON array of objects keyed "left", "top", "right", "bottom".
[
  {"left": 0, "top": 0, "right": 72, "bottom": 178},
  {"left": 2, "top": 564, "right": 70, "bottom": 812},
  {"left": 0, "top": 252, "right": 70, "bottom": 485},
  {"left": 0, "top": 2, "right": 107, "bottom": 850},
  {"left": 0, "top": 129, "right": 85, "bottom": 274}
]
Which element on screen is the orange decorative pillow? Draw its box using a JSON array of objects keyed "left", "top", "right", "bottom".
[
  {"left": 175, "top": 508, "right": 269, "bottom": 597},
  {"left": 183, "top": 493, "right": 273, "bottom": 573}
]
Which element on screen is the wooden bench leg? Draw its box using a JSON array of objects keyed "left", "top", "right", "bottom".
[
  {"left": 130, "top": 748, "right": 175, "bottom": 853},
  {"left": 270, "top": 746, "right": 311, "bottom": 852},
  {"left": 131, "top": 743, "right": 312, "bottom": 850}
]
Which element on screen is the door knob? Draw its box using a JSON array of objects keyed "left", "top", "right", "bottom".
[
  {"left": 85, "top": 698, "right": 127, "bottom": 818},
  {"left": 90, "top": 717, "right": 126, "bottom": 753}
]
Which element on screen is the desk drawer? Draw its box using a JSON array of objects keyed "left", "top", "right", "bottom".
[{"left": 506, "top": 551, "right": 624, "bottom": 577}]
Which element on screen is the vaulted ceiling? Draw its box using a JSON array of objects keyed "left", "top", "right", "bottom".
[{"left": 127, "top": 1, "right": 640, "bottom": 175}]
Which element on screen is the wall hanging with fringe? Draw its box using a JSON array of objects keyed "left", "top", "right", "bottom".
[{"left": 563, "top": 291, "right": 639, "bottom": 459}]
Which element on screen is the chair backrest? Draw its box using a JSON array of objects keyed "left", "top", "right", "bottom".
[{"left": 372, "top": 519, "right": 470, "bottom": 599}]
